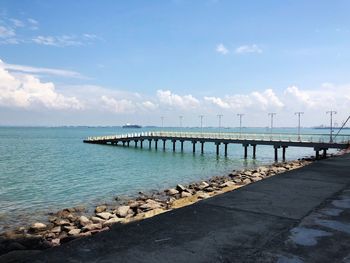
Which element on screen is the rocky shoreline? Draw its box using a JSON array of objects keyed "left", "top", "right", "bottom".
[{"left": 0, "top": 157, "right": 320, "bottom": 256}]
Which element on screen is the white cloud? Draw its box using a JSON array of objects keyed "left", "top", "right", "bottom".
[
  {"left": 157, "top": 90, "right": 200, "bottom": 109},
  {"left": 10, "top": 19, "right": 24, "bottom": 28},
  {"left": 216, "top": 43, "right": 229, "bottom": 55},
  {"left": 0, "top": 25, "right": 15, "bottom": 38},
  {"left": 27, "top": 18, "right": 39, "bottom": 30},
  {"left": 141, "top": 101, "right": 158, "bottom": 111},
  {"left": 32, "top": 34, "right": 99, "bottom": 47},
  {"left": 0, "top": 60, "right": 83, "bottom": 110},
  {"left": 101, "top": 96, "right": 136, "bottom": 113},
  {"left": 3, "top": 61, "right": 84, "bottom": 79},
  {"left": 235, "top": 44, "right": 262, "bottom": 54},
  {"left": 251, "top": 89, "right": 284, "bottom": 109}
]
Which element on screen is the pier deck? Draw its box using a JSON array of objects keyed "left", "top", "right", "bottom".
[{"left": 83, "top": 131, "right": 349, "bottom": 160}]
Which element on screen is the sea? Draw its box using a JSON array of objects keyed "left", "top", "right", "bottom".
[{"left": 0, "top": 126, "right": 349, "bottom": 232}]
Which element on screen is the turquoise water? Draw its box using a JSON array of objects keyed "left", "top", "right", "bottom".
[{"left": 0, "top": 127, "right": 348, "bottom": 231}]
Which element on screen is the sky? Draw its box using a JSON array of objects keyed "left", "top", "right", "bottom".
[{"left": 0, "top": 0, "right": 350, "bottom": 127}]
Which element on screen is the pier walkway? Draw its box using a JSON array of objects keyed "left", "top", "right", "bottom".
[
  {"left": 22, "top": 152, "right": 350, "bottom": 263},
  {"left": 84, "top": 131, "right": 349, "bottom": 160}
]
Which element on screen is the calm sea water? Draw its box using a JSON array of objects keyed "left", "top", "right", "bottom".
[{"left": 0, "top": 126, "right": 347, "bottom": 231}]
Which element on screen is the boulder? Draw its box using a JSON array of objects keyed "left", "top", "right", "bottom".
[
  {"left": 55, "top": 219, "right": 71, "bottom": 226},
  {"left": 29, "top": 223, "right": 47, "bottom": 232},
  {"left": 242, "top": 178, "right": 251, "bottom": 184},
  {"left": 181, "top": 191, "right": 192, "bottom": 198},
  {"left": 82, "top": 223, "right": 102, "bottom": 232},
  {"left": 166, "top": 188, "right": 179, "bottom": 196},
  {"left": 95, "top": 205, "right": 107, "bottom": 213},
  {"left": 68, "top": 229, "right": 81, "bottom": 236},
  {"left": 102, "top": 217, "right": 123, "bottom": 228},
  {"left": 96, "top": 212, "right": 114, "bottom": 220},
  {"left": 50, "top": 226, "right": 61, "bottom": 233},
  {"left": 128, "top": 201, "right": 140, "bottom": 209},
  {"left": 220, "top": 181, "right": 236, "bottom": 188},
  {"left": 176, "top": 184, "right": 186, "bottom": 192},
  {"left": 91, "top": 216, "right": 105, "bottom": 224},
  {"left": 198, "top": 181, "right": 210, "bottom": 190},
  {"left": 197, "top": 192, "right": 210, "bottom": 199},
  {"left": 244, "top": 170, "right": 253, "bottom": 176},
  {"left": 139, "top": 199, "right": 162, "bottom": 211},
  {"left": 251, "top": 172, "right": 261, "bottom": 177},
  {"left": 79, "top": 216, "right": 91, "bottom": 226},
  {"left": 115, "top": 206, "right": 130, "bottom": 218}
]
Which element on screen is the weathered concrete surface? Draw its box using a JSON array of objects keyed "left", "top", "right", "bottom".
[{"left": 4, "top": 153, "right": 350, "bottom": 263}]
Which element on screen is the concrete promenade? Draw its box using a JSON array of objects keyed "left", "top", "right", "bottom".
[{"left": 7, "top": 153, "right": 350, "bottom": 262}]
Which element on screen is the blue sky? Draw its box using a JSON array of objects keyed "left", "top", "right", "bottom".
[{"left": 0, "top": 0, "right": 350, "bottom": 127}]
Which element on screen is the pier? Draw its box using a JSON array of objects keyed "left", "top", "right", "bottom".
[{"left": 83, "top": 131, "right": 349, "bottom": 161}]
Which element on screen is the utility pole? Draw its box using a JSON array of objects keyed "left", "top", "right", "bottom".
[
  {"left": 179, "top": 116, "right": 183, "bottom": 128},
  {"left": 295, "top": 112, "right": 304, "bottom": 141},
  {"left": 161, "top": 116, "right": 164, "bottom": 129},
  {"left": 268, "top": 113, "right": 276, "bottom": 135},
  {"left": 217, "top": 114, "right": 223, "bottom": 133},
  {"left": 326, "top": 110, "right": 337, "bottom": 142},
  {"left": 237, "top": 113, "right": 244, "bottom": 136},
  {"left": 199, "top": 115, "right": 204, "bottom": 133}
]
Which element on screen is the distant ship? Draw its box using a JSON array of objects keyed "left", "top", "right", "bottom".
[{"left": 122, "top": 123, "right": 142, "bottom": 128}]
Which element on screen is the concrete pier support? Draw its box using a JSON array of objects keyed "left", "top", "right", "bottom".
[
  {"left": 323, "top": 149, "right": 327, "bottom": 158},
  {"left": 127, "top": 140, "right": 130, "bottom": 147},
  {"left": 215, "top": 142, "right": 220, "bottom": 155},
  {"left": 192, "top": 141, "right": 196, "bottom": 153},
  {"left": 122, "top": 141, "right": 126, "bottom": 147},
  {"left": 172, "top": 140, "right": 176, "bottom": 152},
  {"left": 162, "top": 139, "right": 166, "bottom": 151},
  {"left": 140, "top": 140, "right": 144, "bottom": 149},
  {"left": 224, "top": 143, "right": 228, "bottom": 156},
  {"left": 155, "top": 139, "right": 158, "bottom": 150},
  {"left": 200, "top": 141, "right": 204, "bottom": 154},
  {"left": 252, "top": 144, "right": 256, "bottom": 159},
  {"left": 282, "top": 146, "right": 287, "bottom": 161},
  {"left": 243, "top": 144, "right": 248, "bottom": 159},
  {"left": 148, "top": 139, "right": 152, "bottom": 149},
  {"left": 134, "top": 140, "right": 138, "bottom": 148},
  {"left": 180, "top": 140, "right": 184, "bottom": 152},
  {"left": 315, "top": 150, "right": 320, "bottom": 160},
  {"left": 274, "top": 146, "right": 279, "bottom": 161}
]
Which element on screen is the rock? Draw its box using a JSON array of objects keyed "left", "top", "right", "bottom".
[
  {"left": 176, "top": 184, "right": 186, "bottom": 192},
  {"left": 244, "top": 170, "right": 252, "bottom": 176},
  {"left": 82, "top": 223, "right": 102, "bottom": 232},
  {"left": 181, "top": 191, "right": 192, "bottom": 198},
  {"left": 242, "top": 178, "right": 251, "bottom": 184},
  {"left": 79, "top": 216, "right": 91, "bottom": 226},
  {"left": 198, "top": 181, "right": 210, "bottom": 190},
  {"left": 251, "top": 177, "right": 262, "bottom": 182},
  {"left": 51, "top": 226, "right": 61, "bottom": 233},
  {"left": 51, "top": 238, "right": 60, "bottom": 246},
  {"left": 68, "top": 229, "right": 81, "bottom": 236},
  {"left": 29, "top": 223, "right": 47, "bottom": 232},
  {"left": 96, "top": 212, "right": 114, "bottom": 220},
  {"left": 102, "top": 217, "right": 123, "bottom": 228},
  {"left": 220, "top": 181, "right": 236, "bottom": 188},
  {"left": 128, "top": 201, "right": 140, "bottom": 209},
  {"left": 139, "top": 199, "right": 162, "bottom": 211},
  {"left": 276, "top": 167, "right": 287, "bottom": 173},
  {"left": 114, "top": 206, "right": 130, "bottom": 218},
  {"left": 166, "top": 188, "right": 179, "bottom": 196},
  {"left": 55, "top": 219, "right": 71, "bottom": 226},
  {"left": 204, "top": 187, "right": 215, "bottom": 192},
  {"left": 251, "top": 172, "right": 261, "bottom": 177},
  {"left": 95, "top": 205, "right": 107, "bottom": 213},
  {"left": 63, "top": 225, "right": 76, "bottom": 232},
  {"left": 197, "top": 192, "right": 210, "bottom": 199},
  {"left": 91, "top": 216, "right": 105, "bottom": 224},
  {"left": 233, "top": 178, "right": 242, "bottom": 183}
]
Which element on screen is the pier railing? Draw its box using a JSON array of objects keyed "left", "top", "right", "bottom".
[{"left": 85, "top": 131, "right": 350, "bottom": 144}]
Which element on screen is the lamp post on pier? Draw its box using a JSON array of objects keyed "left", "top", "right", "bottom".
[
  {"left": 217, "top": 114, "right": 223, "bottom": 133},
  {"left": 199, "top": 115, "right": 204, "bottom": 134},
  {"left": 179, "top": 116, "right": 183, "bottom": 128},
  {"left": 326, "top": 110, "right": 337, "bottom": 142},
  {"left": 295, "top": 112, "right": 304, "bottom": 141},
  {"left": 237, "top": 113, "right": 244, "bottom": 137},
  {"left": 268, "top": 113, "right": 276, "bottom": 137}
]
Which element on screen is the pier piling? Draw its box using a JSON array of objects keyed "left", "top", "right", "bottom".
[
  {"left": 172, "top": 140, "right": 176, "bottom": 152},
  {"left": 252, "top": 144, "right": 256, "bottom": 159},
  {"left": 224, "top": 143, "right": 228, "bottom": 156}
]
